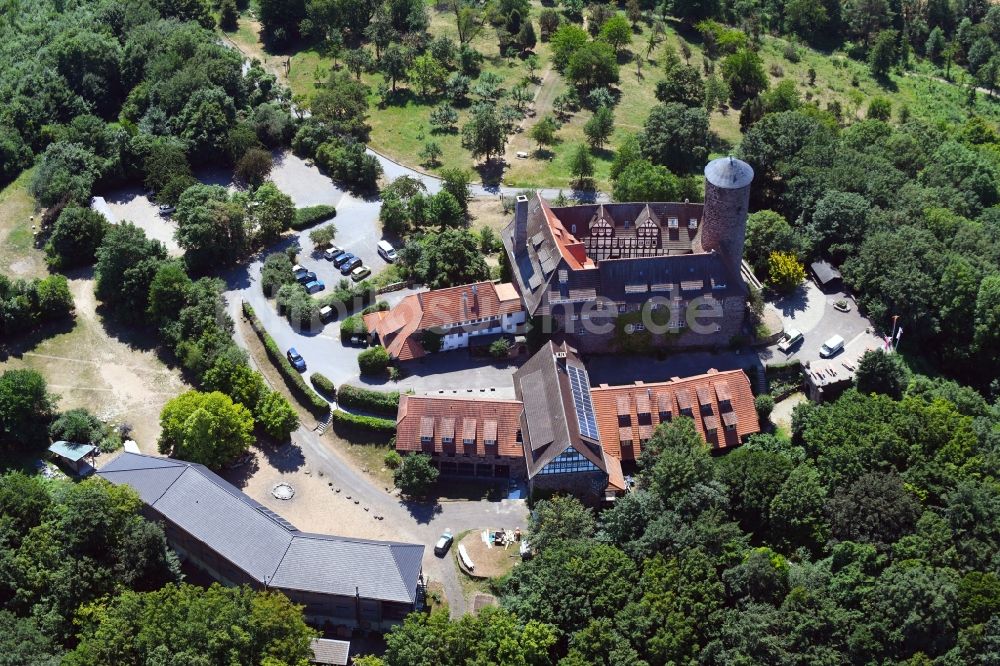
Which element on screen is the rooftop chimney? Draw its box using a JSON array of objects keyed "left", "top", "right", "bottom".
[
  {"left": 514, "top": 195, "right": 529, "bottom": 250},
  {"left": 461, "top": 291, "right": 468, "bottom": 318}
]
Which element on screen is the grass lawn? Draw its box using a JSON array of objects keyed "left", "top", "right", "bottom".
[
  {"left": 224, "top": 9, "right": 1000, "bottom": 192},
  {"left": 0, "top": 170, "right": 46, "bottom": 279}
]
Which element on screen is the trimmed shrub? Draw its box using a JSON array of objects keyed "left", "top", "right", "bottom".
[
  {"left": 330, "top": 409, "right": 396, "bottom": 436},
  {"left": 340, "top": 314, "right": 368, "bottom": 343},
  {"left": 291, "top": 205, "right": 337, "bottom": 230},
  {"left": 242, "top": 301, "right": 330, "bottom": 417},
  {"left": 337, "top": 384, "right": 399, "bottom": 417},
  {"left": 358, "top": 346, "right": 391, "bottom": 376},
  {"left": 310, "top": 373, "right": 337, "bottom": 398}
]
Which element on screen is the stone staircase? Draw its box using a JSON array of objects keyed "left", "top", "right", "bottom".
[{"left": 315, "top": 410, "right": 334, "bottom": 435}]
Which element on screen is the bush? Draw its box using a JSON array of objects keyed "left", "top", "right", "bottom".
[
  {"left": 310, "top": 373, "right": 337, "bottom": 398},
  {"left": 261, "top": 252, "right": 295, "bottom": 297},
  {"left": 45, "top": 207, "right": 108, "bottom": 269},
  {"left": 330, "top": 408, "right": 396, "bottom": 436},
  {"left": 336, "top": 384, "right": 399, "bottom": 417},
  {"left": 291, "top": 205, "right": 337, "bottom": 230},
  {"left": 490, "top": 337, "right": 512, "bottom": 358},
  {"left": 358, "top": 346, "right": 391, "bottom": 376},
  {"left": 340, "top": 314, "right": 368, "bottom": 343},
  {"left": 384, "top": 450, "right": 402, "bottom": 469},
  {"left": 755, "top": 394, "right": 775, "bottom": 421},
  {"left": 242, "top": 301, "right": 330, "bottom": 417}
]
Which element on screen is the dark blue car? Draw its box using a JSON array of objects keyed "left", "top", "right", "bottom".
[
  {"left": 333, "top": 252, "right": 355, "bottom": 268},
  {"left": 286, "top": 348, "right": 306, "bottom": 372}
]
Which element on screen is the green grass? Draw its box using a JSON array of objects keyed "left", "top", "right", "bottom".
[
  {"left": 223, "top": 9, "right": 1000, "bottom": 191},
  {"left": 0, "top": 169, "right": 44, "bottom": 277}
]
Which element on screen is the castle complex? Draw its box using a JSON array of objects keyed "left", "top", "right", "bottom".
[{"left": 501, "top": 156, "right": 755, "bottom": 351}]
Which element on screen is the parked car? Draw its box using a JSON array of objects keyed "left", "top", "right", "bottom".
[
  {"left": 323, "top": 245, "right": 344, "bottom": 261},
  {"left": 333, "top": 252, "right": 355, "bottom": 268},
  {"left": 819, "top": 334, "right": 845, "bottom": 358},
  {"left": 377, "top": 240, "right": 398, "bottom": 263},
  {"left": 286, "top": 348, "right": 306, "bottom": 371},
  {"left": 777, "top": 328, "right": 804, "bottom": 354},
  {"left": 292, "top": 264, "right": 308, "bottom": 279},
  {"left": 305, "top": 280, "right": 325, "bottom": 294},
  {"left": 340, "top": 256, "right": 362, "bottom": 274},
  {"left": 350, "top": 265, "right": 372, "bottom": 282},
  {"left": 434, "top": 530, "right": 454, "bottom": 557},
  {"left": 158, "top": 204, "right": 176, "bottom": 216},
  {"left": 296, "top": 271, "right": 317, "bottom": 285}
]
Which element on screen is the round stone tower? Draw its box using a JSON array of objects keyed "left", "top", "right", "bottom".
[{"left": 700, "top": 156, "right": 754, "bottom": 273}]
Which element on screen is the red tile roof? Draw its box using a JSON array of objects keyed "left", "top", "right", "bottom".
[
  {"left": 396, "top": 395, "right": 524, "bottom": 458},
  {"left": 592, "top": 369, "right": 760, "bottom": 459},
  {"left": 363, "top": 282, "right": 523, "bottom": 361}
]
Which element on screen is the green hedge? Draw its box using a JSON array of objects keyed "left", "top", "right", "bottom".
[
  {"left": 291, "top": 205, "right": 336, "bottom": 230},
  {"left": 242, "top": 301, "right": 330, "bottom": 418},
  {"left": 337, "top": 384, "right": 399, "bottom": 417},
  {"left": 330, "top": 409, "right": 396, "bottom": 436},
  {"left": 310, "top": 373, "right": 337, "bottom": 398},
  {"left": 358, "top": 346, "right": 390, "bottom": 376},
  {"left": 340, "top": 314, "right": 368, "bottom": 343}
]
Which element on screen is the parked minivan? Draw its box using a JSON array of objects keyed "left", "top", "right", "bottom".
[
  {"left": 819, "top": 334, "right": 845, "bottom": 358},
  {"left": 377, "top": 240, "right": 397, "bottom": 262}
]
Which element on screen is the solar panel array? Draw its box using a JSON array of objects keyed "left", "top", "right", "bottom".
[{"left": 568, "top": 365, "right": 600, "bottom": 440}]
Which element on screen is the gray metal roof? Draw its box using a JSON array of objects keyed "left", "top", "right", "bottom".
[
  {"left": 810, "top": 259, "right": 842, "bottom": 284},
  {"left": 98, "top": 453, "right": 424, "bottom": 604},
  {"left": 49, "top": 440, "right": 96, "bottom": 462},
  {"left": 310, "top": 638, "right": 350, "bottom": 665},
  {"left": 704, "top": 156, "right": 754, "bottom": 189}
]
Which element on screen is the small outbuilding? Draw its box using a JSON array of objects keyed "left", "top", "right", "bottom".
[
  {"left": 48, "top": 440, "right": 96, "bottom": 475},
  {"left": 810, "top": 260, "right": 843, "bottom": 292},
  {"left": 309, "top": 638, "right": 350, "bottom": 666}
]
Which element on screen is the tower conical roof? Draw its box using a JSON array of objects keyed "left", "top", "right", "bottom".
[{"left": 704, "top": 156, "right": 754, "bottom": 189}]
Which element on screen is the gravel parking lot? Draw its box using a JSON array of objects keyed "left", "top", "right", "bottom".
[{"left": 103, "top": 187, "right": 183, "bottom": 257}]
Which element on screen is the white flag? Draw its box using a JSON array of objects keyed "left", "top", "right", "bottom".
[{"left": 895, "top": 326, "right": 903, "bottom": 343}]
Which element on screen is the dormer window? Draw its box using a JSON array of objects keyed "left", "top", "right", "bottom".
[
  {"left": 688, "top": 218, "right": 698, "bottom": 229},
  {"left": 667, "top": 217, "right": 679, "bottom": 229}
]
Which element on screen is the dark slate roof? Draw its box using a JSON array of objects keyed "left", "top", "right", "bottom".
[
  {"left": 502, "top": 196, "right": 563, "bottom": 316},
  {"left": 98, "top": 453, "right": 424, "bottom": 604},
  {"left": 596, "top": 252, "right": 744, "bottom": 302},
  {"left": 704, "top": 156, "right": 754, "bottom": 189},
  {"left": 502, "top": 194, "right": 745, "bottom": 317},
  {"left": 513, "top": 342, "right": 608, "bottom": 478},
  {"left": 810, "top": 259, "right": 842, "bottom": 285}
]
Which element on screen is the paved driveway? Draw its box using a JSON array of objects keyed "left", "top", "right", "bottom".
[{"left": 759, "top": 281, "right": 882, "bottom": 367}]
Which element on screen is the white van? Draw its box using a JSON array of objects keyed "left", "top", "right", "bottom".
[
  {"left": 819, "top": 334, "right": 845, "bottom": 358},
  {"left": 377, "top": 240, "right": 397, "bottom": 262}
]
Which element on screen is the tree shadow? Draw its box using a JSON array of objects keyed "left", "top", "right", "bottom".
[
  {"left": 474, "top": 158, "right": 507, "bottom": 187},
  {"left": 773, "top": 283, "right": 811, "bottom": 317},
  {"left": 399, "top": 497, "right": 444, "bottom": 524},
  {"left": 219, "top": 454, "right": 261, "bottom": 489},
  {"left": 256, "top": 439, "right": 307, "bottom": 473},
  {"left": 0, "top": 316, "right": 78, "bottom": 362}
]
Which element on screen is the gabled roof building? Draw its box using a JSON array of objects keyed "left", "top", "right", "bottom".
[
  {"left": 364, "top": 281, "right": 524, "bottom": 361},
  {"left": 501, "top": 157, "right": 754, "bottom": 353},
  {"left": 394, "top": 342, "right": 759, "bottom": 502},
  {"left": 98, "top": 453, "right": 425, "bottom": 630}
]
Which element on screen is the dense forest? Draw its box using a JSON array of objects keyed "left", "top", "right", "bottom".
[
  {"left": 2, "top": 0, "right": 1000, "bottom": 662},
  {"left": 362, "top": 375, "right": 1000, "bottom": 665}
]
